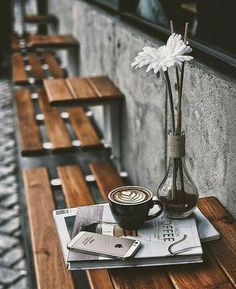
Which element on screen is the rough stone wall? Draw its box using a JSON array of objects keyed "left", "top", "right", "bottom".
[{"left": 48, "top": 0, "right": 236, "bottom": 217}]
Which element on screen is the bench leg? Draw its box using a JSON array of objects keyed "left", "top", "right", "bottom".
[
  {"left": 103, "top": 102, "right": 122, "bottom": 172},
  {"left": 67, "top": 45, "right": 79, "bottom": 76}
]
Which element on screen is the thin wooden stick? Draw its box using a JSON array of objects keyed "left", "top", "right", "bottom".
[
  {"left": 164, "top": 71, "right": 175, "bottom": 134},
  {"left": 170, "top": 20, "right": 180, "bottom": 106},
  {"left": 170, "top": 20, "right": 174, "bottom": 34},
  {"left": 176, "top": 22, "right": 189, "bottom": 134}
]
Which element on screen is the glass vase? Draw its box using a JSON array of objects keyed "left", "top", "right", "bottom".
[{"left": 157, "top": 132, "right": 199, "bottom": 218}]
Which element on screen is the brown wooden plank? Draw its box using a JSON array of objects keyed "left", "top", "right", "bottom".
[
  {"left": 163, "top": 197, "right": 236, "bottom": 289},
  {"left": 167, "top": 248, "right": 234, "bottom": 289},
  {"left": 12, "top": 33, "right": 20, "bottom": 51},
  {"left": 24, "top": 14, "right": 58, "bottom": 24},
  {"left": 27, "top": 34, "right": 78, "bottom": 48},
  {"left": 12, "top": 53, "right": 28, "bottom": 84},
  {"left": 43, "top": 52, "right": 65, "bottom": 78},
  {"left": 15, "top": 89, "right": 43, "bottom": 155},
  {"left": 67, "top": 107, "right": 102, "bottom": 149},
  {"left": 44, "top": 78, "right": 74, "bottom": 104},
  {"left": 23, "top": 167, "right": 75, "bottom": 289},
  {"left": 58, "top": 165, "right": 114, "bottom": 289},
  {"left": 66, "top": 77, "right": 97, "bottom": 100},
  {"left": 110, "top": 267, "right": 175, "bottom": 289},
  {"left": 37, "top": 88, "right": 73, "bottom": 152},
  {"left": 88, "top": 77, "right": 122, "bottom": 98},
  {"left": 28, "top": 53, "right": 45, "bottom": 81},
  {"left": 57, "top": 165, "right": 95, "bottom": 207},
  {"left": 199, "top": 197, "right": 236, "bottom": 286},
  {"left": 89, "top": 161, "right": 124, "bottom": 201}
]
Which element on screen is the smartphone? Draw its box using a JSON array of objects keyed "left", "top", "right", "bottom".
[{"left": 67, "top": 231, "right": 141, "bottom": 260}]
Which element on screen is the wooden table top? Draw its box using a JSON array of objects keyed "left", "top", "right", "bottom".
[
  {"left": 12, "top": 34, "right": 78, "bottom": 51},
  {"left": 26, "top": 34, "right": 78, "bottom": 48},
  {"left": 44, "top": 76, "right": 123, "bottom": 106}
]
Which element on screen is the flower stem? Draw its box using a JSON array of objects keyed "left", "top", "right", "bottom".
[
  {"left": 164, "top": 71, "right": 175, "bottom": 134},
  {"left": 176, "top": 22, "right": 188, "bottom": 135}
]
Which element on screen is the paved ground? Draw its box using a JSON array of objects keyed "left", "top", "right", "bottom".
[{"left": 0, "top": 80, "right": 29, "bottom": 288}]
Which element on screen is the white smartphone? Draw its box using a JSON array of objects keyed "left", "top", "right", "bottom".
[{"left": 67, "top": 231, "right": 141, "bottom": 260}]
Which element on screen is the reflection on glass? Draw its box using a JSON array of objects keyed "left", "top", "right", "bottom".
[{"left": 136, "top": 0, "right": 236, "bottom": 57}]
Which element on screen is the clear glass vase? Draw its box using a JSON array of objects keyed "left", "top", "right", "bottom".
[{"left": 157, "top": 132, "right": 199, "bottom": 218}]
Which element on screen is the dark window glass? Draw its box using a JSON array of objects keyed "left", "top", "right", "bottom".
[{"left": 132, "top": 0, "right": 236, "bottom": 58}]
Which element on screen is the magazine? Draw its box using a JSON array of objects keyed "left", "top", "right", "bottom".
[{"left": 53, "top": 203, "right": 219, "bottom": 270}]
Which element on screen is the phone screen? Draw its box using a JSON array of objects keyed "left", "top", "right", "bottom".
[{"left": 70, "top": 232, "right": 140, "bottom": 258}]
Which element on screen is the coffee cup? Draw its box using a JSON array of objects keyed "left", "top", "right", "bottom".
[{"left": 108, "top": 186, "right": 163, "bottom": 230}]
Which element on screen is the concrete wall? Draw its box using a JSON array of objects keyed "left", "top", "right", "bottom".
[{"left": 47, "top": 0, "right": 236, "bottom": 217}]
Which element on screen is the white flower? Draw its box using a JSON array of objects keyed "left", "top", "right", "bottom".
[{"left": 131, "top": 33, "right": 193, "bottom": 73}]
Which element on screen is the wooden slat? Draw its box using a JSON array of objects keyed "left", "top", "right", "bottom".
[
  {"left": 15, "top": 89, "right": 43, "bottom": 155},
  {"left": 27, "top": 34, "right": 78, "bottom": 48},
  {"left": 66, "top": 78, "right": 97, "bottom": 100},
  {"left": 43, "top": 52, "right": 65, "bottom": 78},
  {"left": 24, "top": 14, "right": 58, "bottom": 24},
  {"left": 199, "top": 197, "right": 236, "bottom": 286},
  {"left": 37, "top": 88, "right": 73, "bottom": 152},
  {"left": 12, "top": 33, "right": 20, "bottom": 51},
  {"left": 167, "top": 249, "right": 234, "bottom": 289},
  {"left": 12, "top": 53, "right": 28, "bottom": 84},
  {"left": 44, "top": 78, "right": 74, "bottom": 104},
  {"left": 88, "top": 77, "right": 122, "bottom": 98},
  {"left": 89, "top": 161, "right": 124, "bottom": 201},
  {"left": 110, "top": 267, "right": 175, "bottom": 289},
  {"left": 67, "top": 107, "right": 102, "bottom": 149},
  {"left": 28, "top": 53, "right": 45, "bottom": 81},
  {"left": 58, "top": 164, "right": 114, "bottom": 289},
  {"left": 23, "top": 168, "right": 75, "bottom": 289},
  {"left": 162, "top": 197, "right": 236, "bottom": 289},
  {"left": 57, "top": 165, "right": 95, "bottom": 207}
]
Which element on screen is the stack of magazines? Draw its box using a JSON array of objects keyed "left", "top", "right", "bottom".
[{"left": 53, "top": 203, "right": 220, "bottom": 270}]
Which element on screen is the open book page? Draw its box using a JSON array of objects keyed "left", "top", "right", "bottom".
[
  {"left": 194, "top": 208, "right": 220, "bottom": 242},
  {"left": 68, "top": 204, "right": 202, "bottom": 261}
]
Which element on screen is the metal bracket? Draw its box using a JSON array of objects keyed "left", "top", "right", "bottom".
[
  {"left": 103, "top": 102, "right": 122, "bottom": 173},
  {"left": 68, "top": 45, "right": 80, "bottom": 76}
]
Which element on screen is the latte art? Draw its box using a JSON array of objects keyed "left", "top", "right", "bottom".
[{"left": 111, "top": 189, "right": 150, "bottom": 204}]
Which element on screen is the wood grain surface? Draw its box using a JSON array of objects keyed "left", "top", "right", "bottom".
[
  {"left": 12, "top": 33, "right": 20, "bottom": 51},
  {"left": 37, "top": 88, "right": 73, "bottom": 152},
  {"left": 45, "top": 76, "right": 123, "bottom": 106},
  {"left": 88, "top": 77, "right": 121, "bottom": 98},
  {"left": 67, "top": 107, "right": 102, "bottom": 149},
  {"left": 57, "top": 165, "right": 95, "bottom": 207},
  {"left": 199, "top": 197, "right": 236, "bottom": 286},
  {"left": 15, "top": 89, "right": 43, "bottom": 155},
  {"left": 44, "top": 78, "right": 74, "bottom": 103},
  {"left": 12, "top": 53, "right": 28, "bottom": 84},
  {"left": 24, "top": 14, "right": 58, "bottom": 24},
  {"left": 89, "top": 161, "right": 124, "bottom": 201},
  {"left": 27, "top": 34, "right": 78, "bottom": 48},
  {"left": 23, "top": 167, "right": 75, "bottom": 289},
  {"left": 28, "top": 53, "right": 45, "bottom": 81},
  {"left": 66, "top": 77, "right": 97, "bottom": 100},
  {"left": 43, "top": 52, "right": 65, "bottom": 79}
]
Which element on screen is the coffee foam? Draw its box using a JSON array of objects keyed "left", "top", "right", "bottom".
[{"left": 111, "top": 188, "right": 150, "bottom": 204}]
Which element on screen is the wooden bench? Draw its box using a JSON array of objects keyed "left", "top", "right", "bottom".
[
  {"left": 12, "top": 33, "right": 79, "bottom": 75},
  {"left": 15, "top": 88, "right": 103, "bottom": 156},
  {"left": 23, "top": 161, "right": 236, "bottom": 289},
  {"left": 44, "top": 76, "right": 123, "bottom": 106},
  {"left": 12, "top": 51, "right": 66, "bottom": 85},
  {"left": 24, "top": 14, "right": 59, "bottom": 25},
  {"left": 12, "top": 33, "right": 78, "bottom": 51}
]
